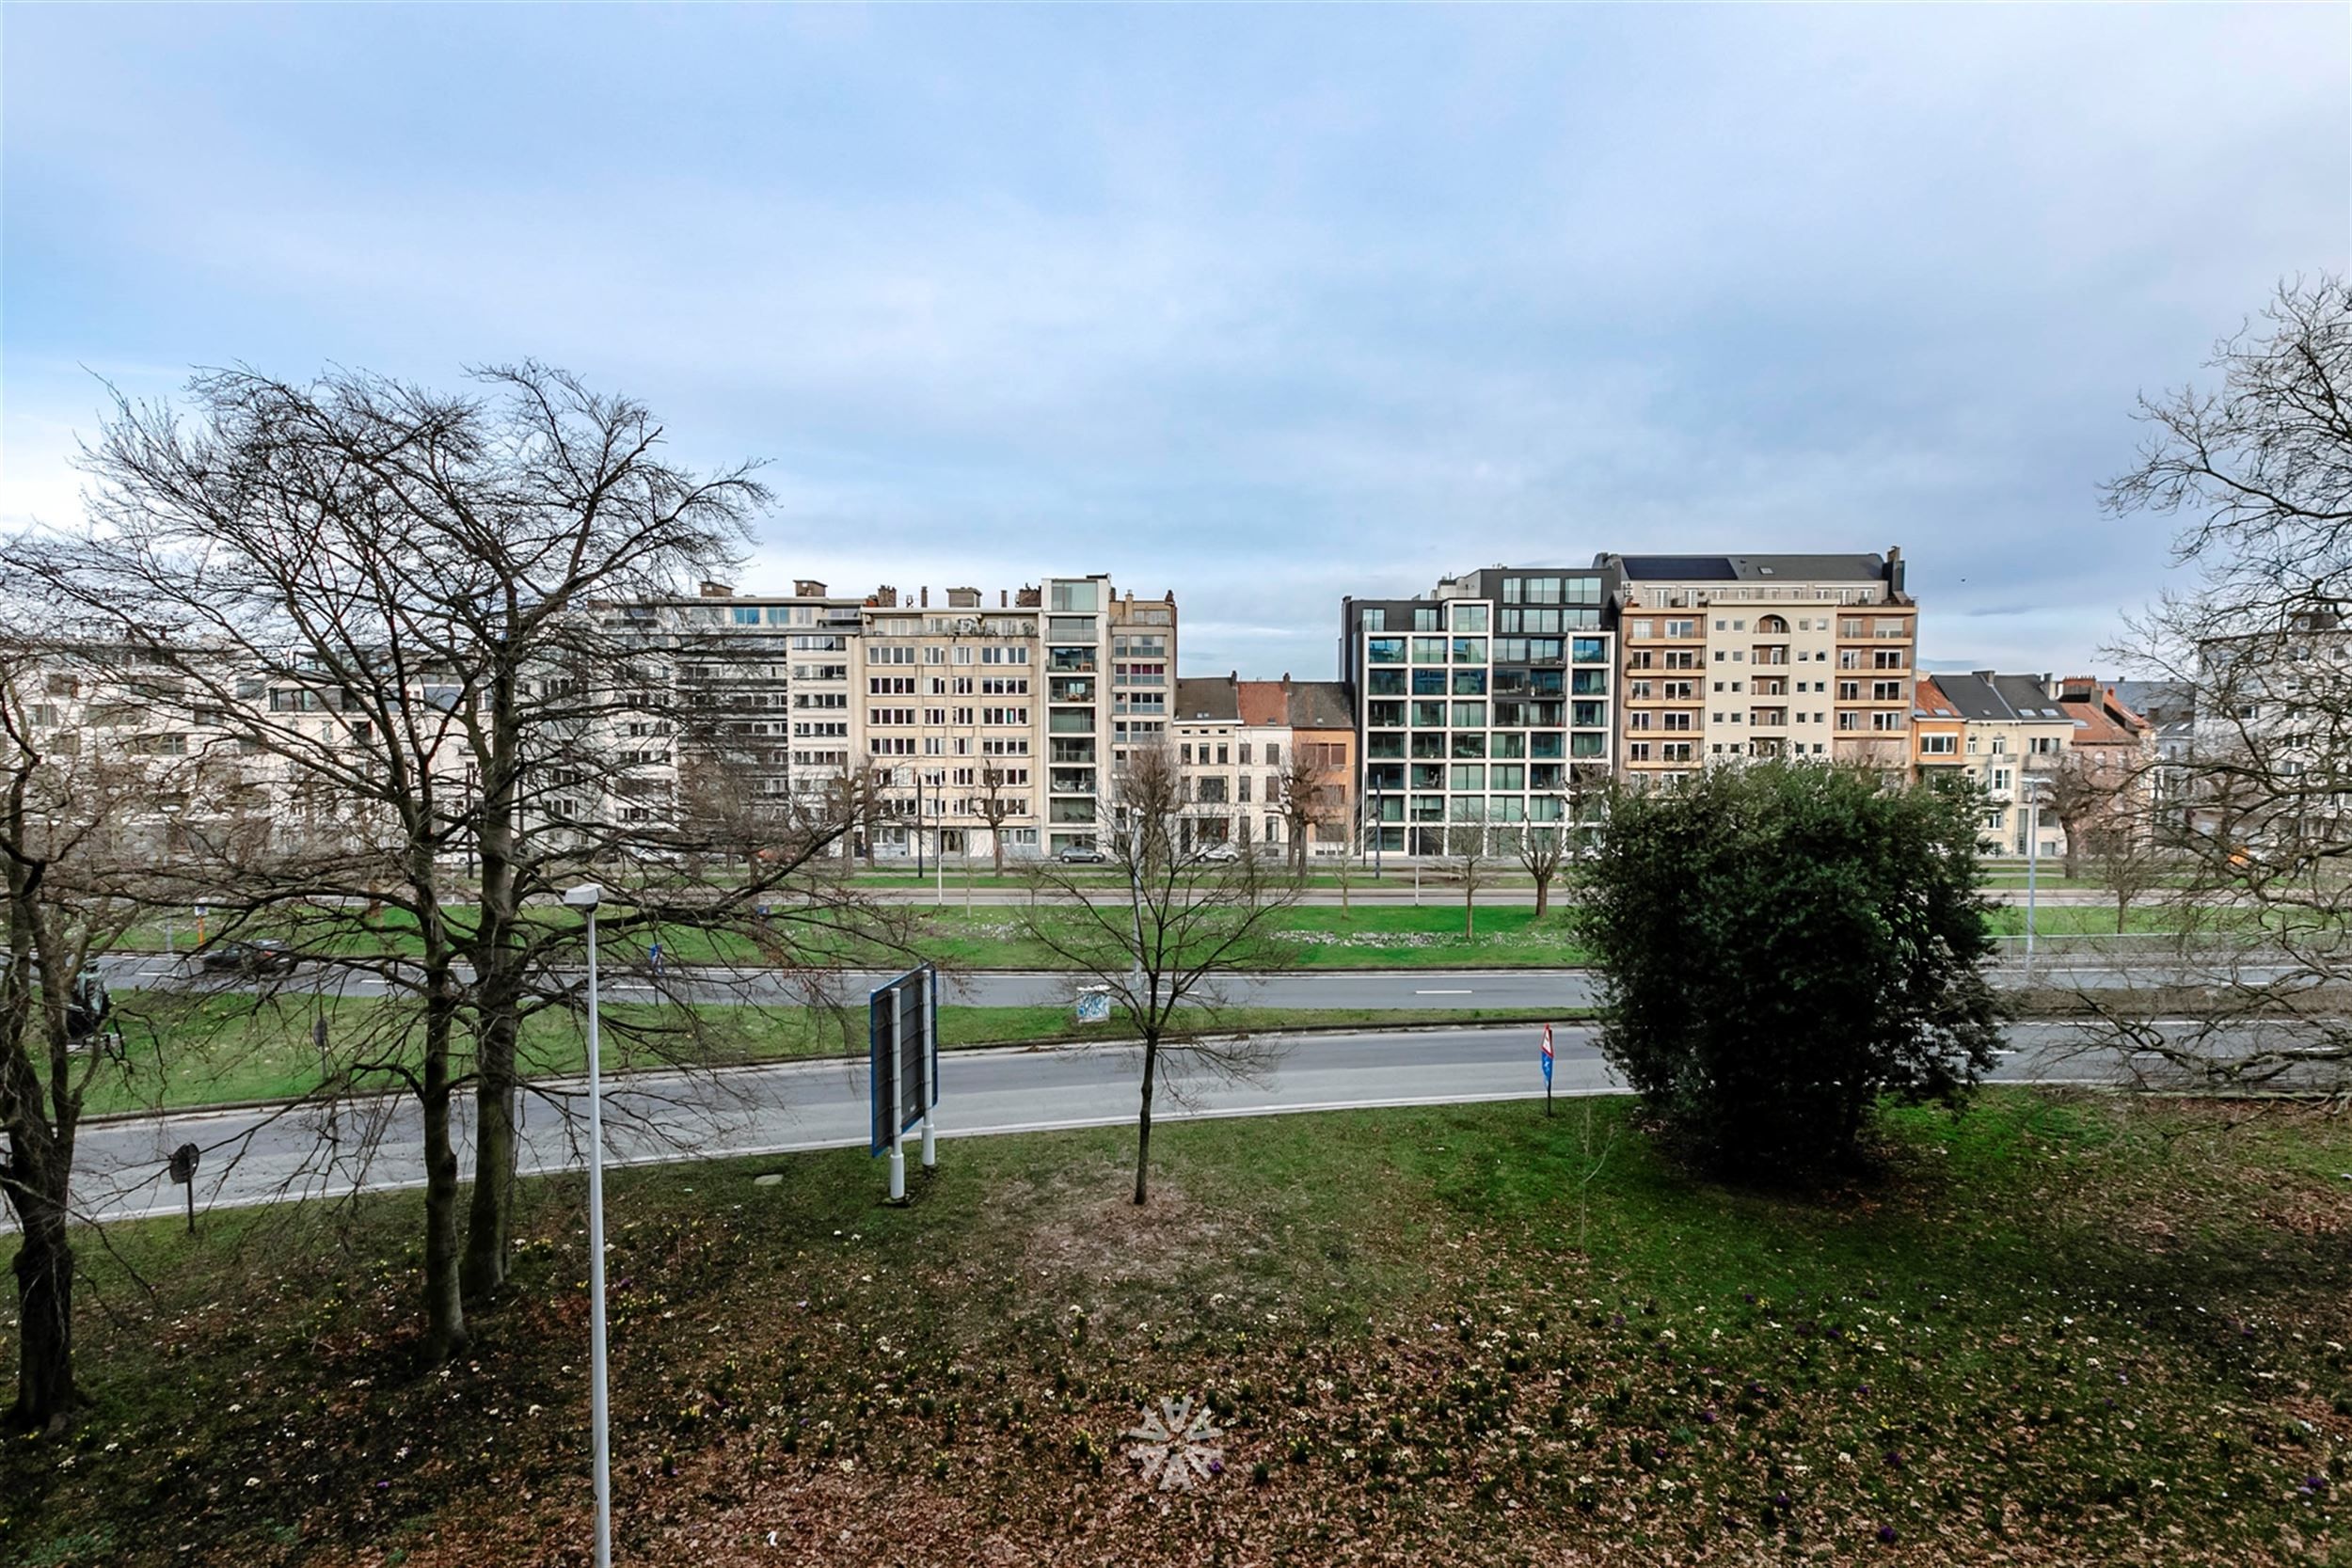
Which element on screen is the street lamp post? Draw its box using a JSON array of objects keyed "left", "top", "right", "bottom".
[
  {"left": 1372, "top": 783, "right": 1384, "bottom": 879},
  {"left": 2023, "top": 783, "right": 2041, "bottom": 981},
  {"left": 563, "top": 882, "right": 613, "bottom": 1568}
]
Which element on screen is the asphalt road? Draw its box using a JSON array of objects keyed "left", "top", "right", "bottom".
[
  {"left": 68, "top": 1019, "right": 2213, "bottom": 1229},
  {"left": 96, "top": 953, "right": 2293, "bottom": 1015}
]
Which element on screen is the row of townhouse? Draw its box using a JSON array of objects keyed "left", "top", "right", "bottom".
[
  {"left": 38, "top": 547, "right": 2296, "bottom": 873},
  {"left": 1913, "top": 672, "right": 2156, "bottom": 856}
]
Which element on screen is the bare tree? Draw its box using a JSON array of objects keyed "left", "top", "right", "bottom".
[
  {"left": 0, "top": 626, "right": 179, "bottom": 1431},
  {"left": 2041, "top": 751, "right": 2126, "bottom": 880},
  {"left": 1508, "top": 798, "right": 1571, "bottom": 918},
  {"left": 1442, "top": 820, "right": 1499, "bottom": 937},
  {"left": 2082, "top": 276, "right": 2352, "bottom": 1095},
  {"left": 976, "top": 762, "right": 1021, "bottom": 875},
  {"left": 1274, "top": 746, "right": 1330, "bottom": 879},
  {"left": 7, "top": 364, "right": 892, "bottom": 1357},
  {"left": 1014, "top": 744, "right": 1301, "bottom": 1205},
  {"left": 2087, "top": 822, "right": 2168, "bottom": 933}
]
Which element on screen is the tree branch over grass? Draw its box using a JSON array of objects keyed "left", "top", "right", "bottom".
[
  {"left": 2085, "top": 275, "right": 2352, "bottom": 1100},
  {"left": 4, "top": 363, "right": 905, "bottom": 1359},
  {"left": 1013, "top": 743, "right": 1301, "bottom": 1205}
]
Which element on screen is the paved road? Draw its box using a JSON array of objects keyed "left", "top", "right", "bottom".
[
  {"left": 96, "top": 952, "right": 2294, "bottom": 1016},
  {"left": 66, "top": 1020, "right": 2204, "bottom": 1228}
]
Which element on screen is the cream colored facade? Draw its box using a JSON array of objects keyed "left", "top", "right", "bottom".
[{"left": 1601, "top": 551, "right": 1918, "bottom": 785}]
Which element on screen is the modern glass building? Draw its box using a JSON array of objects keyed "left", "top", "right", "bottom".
[{"left": 1339, "top": 564, "right": 1619, "bottom": 855}]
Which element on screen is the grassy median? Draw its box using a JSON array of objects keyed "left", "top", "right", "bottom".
[{"left": 3, "top": 1090, "right": 2345, "bottom": 1565}]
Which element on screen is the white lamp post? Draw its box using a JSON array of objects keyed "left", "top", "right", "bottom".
[{"left": 563, "top": 881, "right": 612, "bottom": 1568}]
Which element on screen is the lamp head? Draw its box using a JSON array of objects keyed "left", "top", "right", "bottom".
[{"left": 563, "top": 882, "right": 603, "bottom": 910}]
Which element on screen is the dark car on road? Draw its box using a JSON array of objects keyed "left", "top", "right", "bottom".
[{"left": 199, "top": 939, "right": 298, "bottom": 976}]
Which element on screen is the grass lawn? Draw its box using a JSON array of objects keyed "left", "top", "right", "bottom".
[
  {"left": 4, "top": 1090, "right": 2345, "bottom": 1566},
  {"left": 82, "top": 995, "right": 1572, "bottom": 1117}
]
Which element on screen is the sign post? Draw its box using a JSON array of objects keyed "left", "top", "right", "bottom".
[
  {"left": 167, "top": 1142, "right": 200, "bottom": 1234},
  {"left": 870, "top": 965, "right": 938, "bottom": 1203},
  {"left": 920, "top": 965, "right": 939, "bottom": 1171},
  {"left": 1540, "top": 1022, "right": 1554, "bottom": 1117}
]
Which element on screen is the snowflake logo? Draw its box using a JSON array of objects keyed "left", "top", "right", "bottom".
[{"left": 1123, "top": 1394, "right": 1225, "bottom": 1490}]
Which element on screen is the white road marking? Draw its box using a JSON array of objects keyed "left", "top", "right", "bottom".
[{"left": 1414, "top": 989, "right": 1474, "bottom": 995}]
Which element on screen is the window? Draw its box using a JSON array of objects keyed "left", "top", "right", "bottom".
[
  {"left": 1266, "top": 742, "right": 1280, "bottom": 765},
  {"left": 1664, "top": 619, "right": 1695, "bottom": 638},
  {"left": 1920, "top": 734, "right": 1957, "bottom": 755},
  {"left": 1452, "top": 604, "right": 1488, "bottom": 633},
  {"left": 1049, "top": 580, "right": 1099, "bottom": 612}
]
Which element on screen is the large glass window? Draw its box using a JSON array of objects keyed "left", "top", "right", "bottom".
[
  {"left": 1529, "top": 731, "right": 1565, "bottom": 759},
  {"left": 1413, "top": 607, "right": 1443, "bottom": 632},
  {"left": 1452, "top": 637, "right": 1488, "bottom": 663},
  {"left": 1450, "top": 732, "right": 1486, "bottom": 759},
  {"left": 1049, "top": 581, "right": 1099, "bottom": 612},
  {"left": 1450, "top": 701, "right": 1487, "bottom": 727},
  {"left": 1411, "top": 700, "right": 1448, "bottom": 727},
  {"left": 1523, "top": 577, "right": 1563, "bottom": 605},
  {"left": 1368, "top": 668, "right": 1407, "bottom": 696},
  {"left": 1572, "top": 637, "right": 1607, "bottom": 664},
  {"left": 1360, "top": 608, "right": 1387, "bottom": 632},
  {"left": 1411, "top": 637, "right": 1448, "bottom": 665},
  {"left": 1411, "top": 668, "right": 1449, "bottom": 695},
  {"left": 1450, "top": 763, "right": 1486, "bottom": 791},
  {"left": 1571, "top": 701, "right": 1607, "bottom": 728},
  {"left": 1489, "top": 732, "right": 1526, "bottom": 759},
  {"left": 1571, "top": 668, "right": 1608, "bottom": 695},
  {"left": 1367, "top": 637, "right": 1406, "bottom": 663},
  {"left": 1366, "top": 732, "right": 1406, "bottom": 758},
  {"left": 1490, "top": 763, "right": 1526, "bottom": 791},
  {"left": 1410, "top": 733, "right": 1447, "bottom": 758},
  {"left": 1367, "top": 700, "right": 1406, "bottom": 727},
  {"left": 1451, "top": 669, "right": 1487, "bottom": 696},
  {"left": 1452, "top": 604, "right": 1489, "bottom": 633},
  {"left": 1571, "top": 732, "right": 1608, "bottom": 758}
]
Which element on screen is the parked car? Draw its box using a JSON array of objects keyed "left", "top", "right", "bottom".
[
  {"left": 1057, "top": 844, "right": 1107, "bottom": 864},
  {"left": 1193, "top": 842, "right": 1243, "bottom": 863},
  {"left": 200, "top": 939, "right": 298, "bottom": 976}
]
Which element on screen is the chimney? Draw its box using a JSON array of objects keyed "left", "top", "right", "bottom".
[
  {"left": 875, "top": 585, "right": 898, "bottom": 608},
  {"left": 793, "top": 579, "right": 827, "bottom": 598},
  {"left": 947, "top": 586, "right": 980, "bottom": 609},
  {"left": 698, "top": 580, "right": 734, "bottom": 597},
  {"left": 2059, "top": 674, "right": 2096, "bottom": 703},
  {"left": 1000, "top": 589, "right": 1008, "bottom": 608},
  {"left": 1885, "top": 544, "right": 1905, "bottom": 596},
  {"left": 920, "top": 586, "right": 930, "bottom": 609}
]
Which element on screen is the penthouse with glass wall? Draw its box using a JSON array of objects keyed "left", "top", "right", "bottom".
[{"left": 1340, "top": 564, "right": 1618, "bottom": 854}]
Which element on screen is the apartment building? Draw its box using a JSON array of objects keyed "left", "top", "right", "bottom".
[
  {"left": 1916, "top": 672, "right": 2074, "bottom": 855},
  {"left": 1340, "top": 564, "right": 1617, "bottom": 855},
  {"left": 853, "top": 575, "right": 1175, "bottom": 860},
  {"left": 1596, "top": 550, "right": 1918, "bottom": 787}
]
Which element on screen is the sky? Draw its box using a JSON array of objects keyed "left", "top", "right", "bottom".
[{"left": 4, "top": 6, "right": 2346, "bottom": 682}]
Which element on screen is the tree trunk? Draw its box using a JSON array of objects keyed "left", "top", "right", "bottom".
[
  {"left": 991, "top": 828, "right": 1004, "bottom": 876},
  {"left": 7, "top": 1168, "right": 76, "bottom": 1433},
  {"left": 1533, "top": 873, "right": 1550, "bottom": 920},
  {"left": 461, "top": 1002, "right": 518, "bottom": 1300},
  {"left": 1133, "top": 1033, "right": 1157, "bottom": 1207},
  {"left": 1464, "top": 883, "right": 1475, "bottom": 938},
  {"left": 421, "top": 1002, "right": 469, "bottom": 1361}
]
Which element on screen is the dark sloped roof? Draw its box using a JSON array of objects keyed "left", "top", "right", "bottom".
[
  {"left": 1172, "top": 675, "right": 1239, "bottom": 722},
  {"left": 1286, "top": 680, "right": 1354, "bottom": 729},
  {"left": 1933, "top": 672, "right": 2065, "bottom": 723},
  {"left": 1992, "top": 673, "right": 2067, "bottom": 721}
]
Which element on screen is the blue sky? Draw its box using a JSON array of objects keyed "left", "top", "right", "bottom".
[{"left": 5, "top": 6, "right": 2345, "bottom": 680}]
